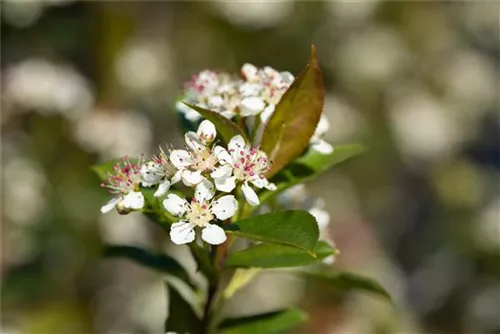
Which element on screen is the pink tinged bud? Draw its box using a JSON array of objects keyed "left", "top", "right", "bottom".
[{"left": 249, "top": 171, "right": 255, "bottom": 177}]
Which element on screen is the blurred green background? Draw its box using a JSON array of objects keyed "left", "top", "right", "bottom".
[{"left": 1, "top": 1, "right": 499, "bottom": 333}]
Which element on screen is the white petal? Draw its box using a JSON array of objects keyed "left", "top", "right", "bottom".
[
  {"left": 314, "top": 114, "right": 330, "bottom": 137},
  {"left": 185, "top": 131, "right": 204, "bottom": 152},
  {"left": 214, "top": 175, "right": 236, "bottom": 193},
  {"left": 181, "top": 170, "right": 203, "bottom": 186},
  {"left": 154, "top": 180, "right": 171, "bottom": 197},
  {"left": 241, "top": 63, "right": 258, "bottom": 81},
  {"left": 242, "top": 182, "right": 260, "bottom": 206},
  {"left": 228, "top": 135, "right": 246, "bottom": 153},
  {"left": 197, "top": 120, "right": 216, "bottom": 144},
  {"left": 171, "top": 170, "right": 182, "bottom": 184},
  {"left": 100, "top": 196, "right": 121, "bottom": 214},
  {"left": 219, "top": 109, "right": 236, "bottom": 119},
  {"left": 250, "top": 177, "right": 266, "bottom": 189},
  {"left": 265, "top": 182, "right": 277, "bottom": 191},
  {"left": 194, "top": 179, "right": 215, "bottom": 202},
  {"left": 185, "top": 109, "right": 202, "bottom": 122},
  {"left": 170, "top": 221, "right": 196, "bottom": 245},
  {"left": 210, "top": 164, "right": 233, "bottom": 179},
  {"left": 177, "top": 102, "right": 201, "bottom": 121},
  {"left": 263, "top": 66, "right": 279, "bottom": 78},
  {"left": 211, "top": 195, "right": 238, "bottom": 220},
  {"left": 323, "top": 254, "right": 336, "bottom": 265},
  {"left": 240, "top": 97, "right": 266, "bottom": 116},
  {"left": 311, "top": 139, "right": 334, "bottom": 155},
  {"left": 260, "top": 104, "right": 275, "bottom": 124},
  {"left": 140, "top": 162, "right": 163, "bottom": 186},
  {"left": 239, "top": 82, "right": 262, "bottom": 96},
  {"left": 309, "top": 207, "right": 330, "bottom": 231},
  {"left": 280, "top": 71, "right": 294, "bottom": 84},
  {"left": 213, "top": 146, "right": 233, "bottom": 164},
  {"left": 141, "top": 181, "right": 155, "bottom": 187},
  {"left": 163, "top": 194, "right": 188, "bottom": 216},
  {"left": 208, "top": 95, "right": 224, "bottom": 108},
  {"left": 176, "top": 100, "right": 189, "bottom": 113},
  {"left": 121, "top": 191, "right": 145, "bottom": 210},
  {"left": 170, "top": 150, "right": 194, "bottom": 168},
  {"left": 201, "top": 224, "right": 227, "bottom": 245}
]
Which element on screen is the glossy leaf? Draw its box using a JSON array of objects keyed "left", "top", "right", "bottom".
[
  {"left": 219, "top": 308, "right": 308, "bottom": 334},
  {"left": 225, "top": 241, "right": 337, "bottom": 268},
  {"left": 260, "top": 144, "right": 367, "bottom": 204},
  {"left": 183, "top": 102, "right": 248, "bottom": 144},
  {"left": 223, "top": 268, "right": 261, "bottom": 300},
  {"left": 165, "top": 281, "right": 202, "bottom": 333},
  {"left": 103, "top": 245, "right": 194, "bottom": 287},
  {"left": 261, "top": 45, "right": 325, "bottom": 177},
  {"left": 224, "top": 210, "right": 319, "bottom": 254},
  {"left": 303, "top": 268, "right": 391, "bottom": 301}
]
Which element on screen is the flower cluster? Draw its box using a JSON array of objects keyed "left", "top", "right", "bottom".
[
  {"left": 100, "top": 156, "right": 145, "bottom": 214},
  {"left": 99, "top": 120, "right": 276, "bottom": 245},
  {"left": 177, "top": 64, "right": 333, "bottom": 155},
  {"left": 177, "top": 70, "right": 242, "bottom": 121}
]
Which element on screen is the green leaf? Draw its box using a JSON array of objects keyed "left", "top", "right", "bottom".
[
  {"left": 223, "top": 268, "right": 261, "bottom": 300},
  {"left": 165, "top": 281, "right": 202, "bottom": 333},
  {"left": 260, "top": 144, "right": 367, "bottom": 204},
  {"left": 225, "top": 241, "right": 337, "bottom": 269},
  {"left": 219, "top": 308, "right": 308, "bottom": 334},
  {"left": 260, "top": 45, "right": 325, "bottom": 177},
  {"left": 303, "top": 269, "right": 392, "bottom": 301},
  {"left": 102, "top": 245, "right": 194, "bottom": 287},
  {"left": 183, "top": 102, "right": 248, "bottom": 144},
  {"left": 224, "top": 210, "right": 319, "bottom": 254}
]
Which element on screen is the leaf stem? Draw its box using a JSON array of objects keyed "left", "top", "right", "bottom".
[{"left": 201, "top": 284, "right": 218, "bottom": 333}]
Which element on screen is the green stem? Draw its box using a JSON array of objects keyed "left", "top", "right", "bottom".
[{"left": 201, "top": 284, "right": 218, "bottom": 334}]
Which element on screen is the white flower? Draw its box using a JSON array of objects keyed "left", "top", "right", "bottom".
[
  {"left": 241, "top": 63, "right": 259, "bottom": 82},
  {"left": 100, "top": 156, "right": 145, "bottom": 214},
  {"left": 239, "top": 64, "right": 295, "bottom": 146},
  {"left": 310, "top": 114, "right": 334, "bottom": 155},
  {"left": 163, "top": 180, "right": 238, "bottom": 245},
  {"left": 239, "top": 96, "right": 266, "bottom": 116},
  {"left": 240, "top": 63, "right": 294, "bottom": 105},
  {"left": 170, "top": 120, "right": 227, "bottom": 187},
  {"left": 179, "top": 70, "right": 242, "bottom": 120},
  {"left": 140, "top": 148, "right": 181, "bottom": 197},
  {"left": 212, "top": 135, "right": 276, "bottom": 206}
]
